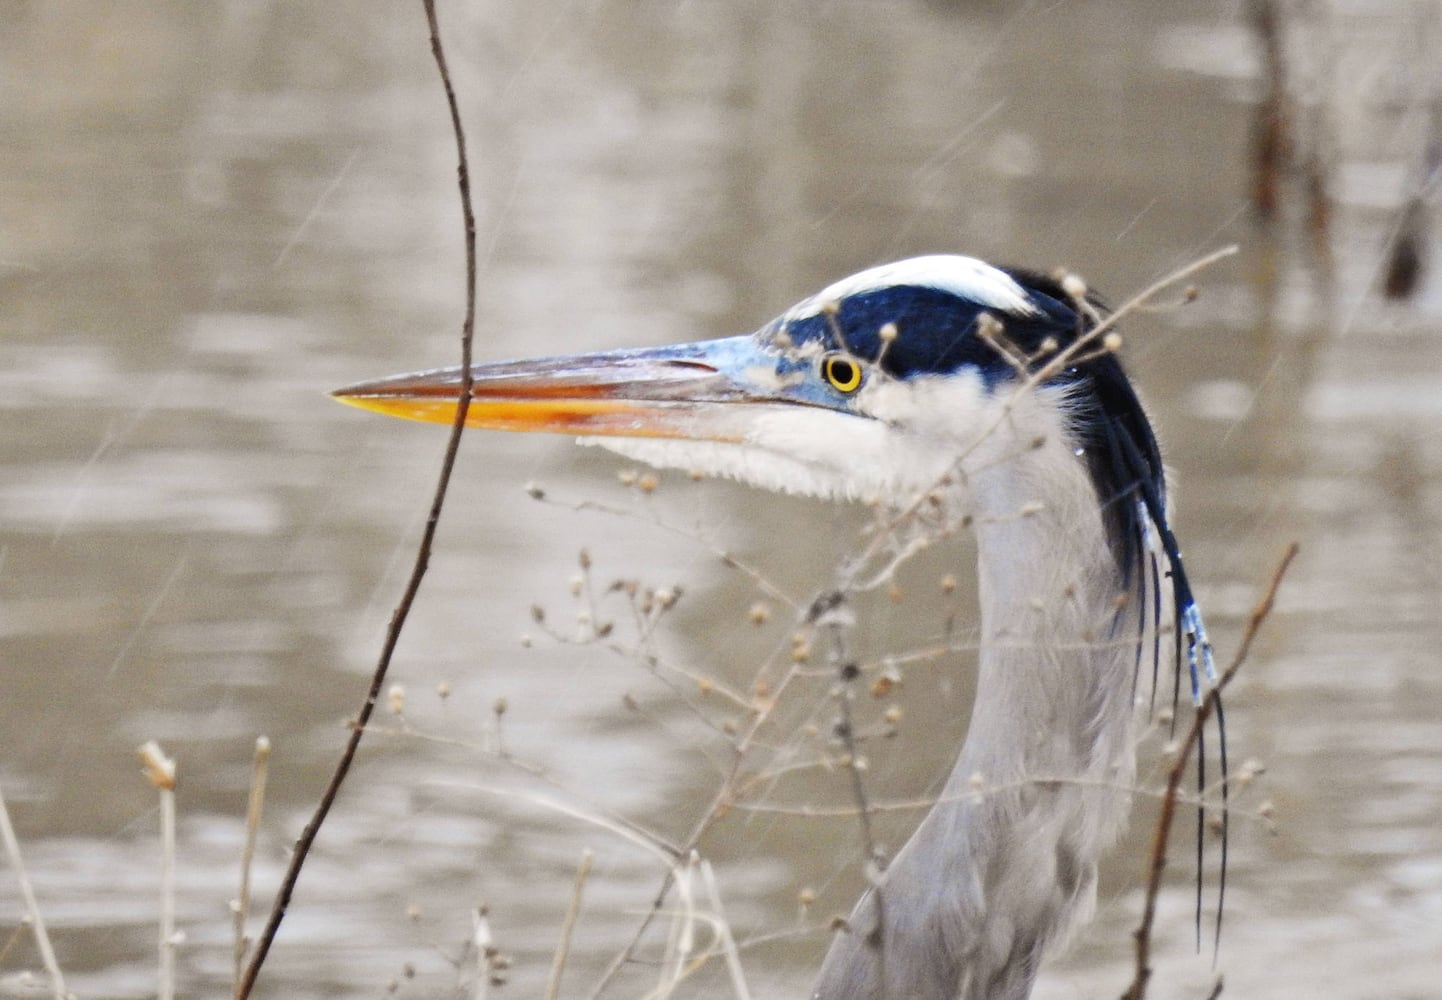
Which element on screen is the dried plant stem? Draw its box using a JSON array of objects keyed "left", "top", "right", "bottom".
[
  {"left": 234, "top": 2, "right": 478, "bottom": 995},
  {"left": 0, "top": 782, "right": 68, "bottom": 1000},
  {"left": 233, "top": 736, "right": 270, "bottom": 997},
  {"left": 138, "top": 741, "right": 179, "bottom": 1000},
  {"left": 658, "top": 854, "right": 699, "bottom": 997},
  {"left": 588, "top": 598, "right": 852, "bottom": 996},
  {"left": 1123, "top": 542, "right": 1299, "bottom": 1000},
  {"left": 699, "top": 860, "right": 752, "bottom": 1000},
  {"left": 470, "top": 907, "right": 493, "bottom": 1000},
  {"left": 545, "top": 849, "right": 594, "bottom": 1000},
  {"left": 160, "top": 780, "right": 177, "bottom": 1000},
  {"left": 539, "top": 492, "right": 801, "bottom": 612}
]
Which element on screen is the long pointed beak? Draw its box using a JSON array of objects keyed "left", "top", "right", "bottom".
[{"left": 332, "top": 338, "right": 784, "bottom": 442}]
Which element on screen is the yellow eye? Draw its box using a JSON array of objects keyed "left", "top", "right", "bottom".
[{"left": 822, "top": 353, "right": 864, "bottom": 393}]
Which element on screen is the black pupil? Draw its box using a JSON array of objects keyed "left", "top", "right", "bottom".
[{"left": 830, "top": 358, "right": 858, "bottom": 387}]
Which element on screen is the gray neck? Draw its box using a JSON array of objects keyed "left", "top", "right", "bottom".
[{"left": 812, "top": 445, "right": 1142, "bottom": 1000}]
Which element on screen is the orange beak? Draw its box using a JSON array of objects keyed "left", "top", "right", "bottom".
[{"left": 332, "top": 338, "right": 795, "bottom": 442}]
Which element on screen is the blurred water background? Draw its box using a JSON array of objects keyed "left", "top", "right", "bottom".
[{"left": 2, "top": 1, "right": 1440, "bottom": 997}]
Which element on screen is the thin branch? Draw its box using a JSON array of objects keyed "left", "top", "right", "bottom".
[
  {"left": 699, "top": 860, "right": 752, "bottom": 1000},
  {"left": 726, "top": 773, "right": 1277, "bottom": 821},
  {"left": 424, "top": 780, "right": 679, "bottom": 868},
  {"left": 0, "top": 782, "right": 68, "bottom": 1000},
  {"left": 810, "top": 590, "right": 890, "bottom": 988},
  {"left": 234, "top": 2, "right": 479, "bottom": 994},
  {"left": 1122, "top": 542, "right": 1298, "bottom": 1000},
  {"left": 656, "top": 854, "right": 699, "bottom": 999},
  {"left": 531, "top": 489, "right": 802, "bottom": 612}
]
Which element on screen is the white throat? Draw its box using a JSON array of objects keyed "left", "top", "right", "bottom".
[{"left": 589, "top": 373, "right": 1076, "bottom": 507}]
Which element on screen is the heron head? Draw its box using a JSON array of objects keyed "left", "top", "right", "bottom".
[
  {"left": 334, "top": 255, "right": 1163, "bottom": 537},
  {"left": 337, "top": 254, "right": 1209, "bottom": 678}
]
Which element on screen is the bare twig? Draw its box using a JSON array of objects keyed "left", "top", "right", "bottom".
[
  {"left": 428, "top": 779, "right": 679, "bottom": 873},
  {"left": 233, "top": 736, "right": 270, "bottom": 997},
  {"left": 727, "top": 769, "right": 1277, "bottom": 821},
  {"left": 0, "top": 781, "right": 68, "bottom": 1000},
  {"left": 531, "top": 488, "right": 802, "bottom": 612},
  {"left": 1122, "top": 543, "right": 1299, "bottom": 1000},
  {"left": 234, "top": 2, "right": 479, "bottom": 994},
  {"left": 545, "top": 849, "right": 594, "bottom": 1000}
]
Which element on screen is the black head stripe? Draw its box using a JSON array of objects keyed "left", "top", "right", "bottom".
[{"left": 780, "top": 282, "right": 1077, "bottom": 383}]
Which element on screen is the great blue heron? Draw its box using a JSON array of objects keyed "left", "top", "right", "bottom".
[{"left": 334, "top": 255, "right": 1219, "bottom": 1000}]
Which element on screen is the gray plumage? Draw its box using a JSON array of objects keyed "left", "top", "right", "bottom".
[{"left": 812, "top": 405, "right": 1145, "bottom": 1000}]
